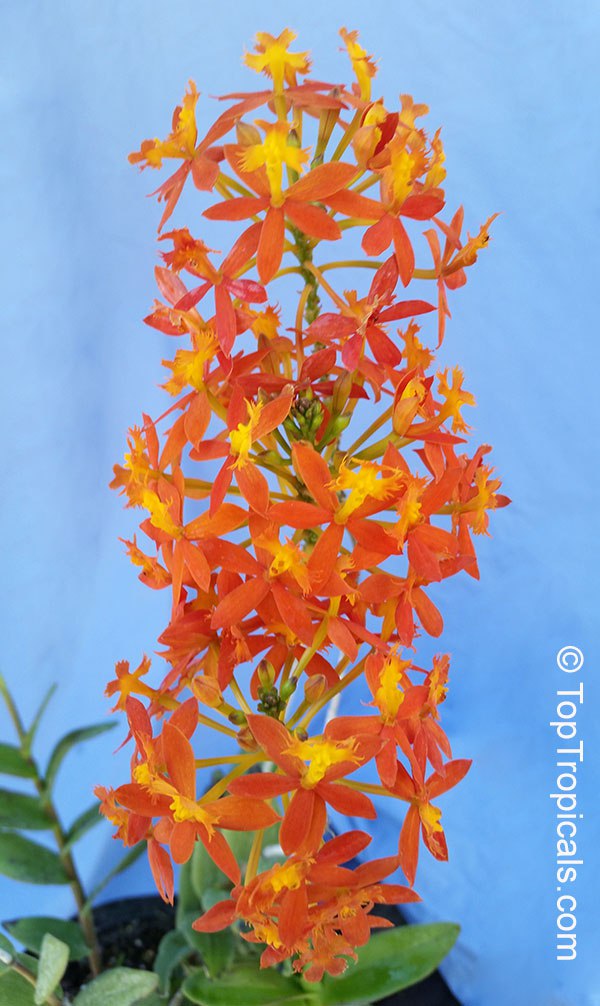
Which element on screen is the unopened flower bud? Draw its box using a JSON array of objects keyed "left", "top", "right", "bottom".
[
  {"left": 237, "top": 726, "right": 258, "bottom": 751},
  {"left": 393, "top": 393, "right": 421, "bottom": 435},
  {"left": 303, "top": 674, "right": 328, "bottom": 704},
  {"left": 280, "top": 678, "right": 298, "bottom": 702},
  {"left": 332, "top": 371, "right": 353, "bottom": 414},
  {"left": 314, "top": 101, "right": 341, "bottom": 164},
  {"left": 228, "top": 709, "right": 247, "bottom": 727},
  {"left": 192, "top": 676, "right": 223, "bottom": 709},
  {"left": 306, "top": 402, "right": 324, "bottom": 436},
  {"left": 294, "top": 396, "right": 312, "bottom": 417},
  {"left": 236, "top": 120, "right": 262, "bottom": 146},
  {"left": 329, "top": 414, "right": 351, "bottom": 439},
  {"left": 257, "top": 659, "right": 276, "bottom": 689}
]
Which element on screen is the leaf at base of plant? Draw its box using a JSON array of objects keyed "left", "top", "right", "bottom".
[
  {"left": 34, "top": 933, "right": 69, "bottom": 1005},
  {"left": 313, "top": 923, "right": 460, "bottom": 1006},
  {"left": 72, "top": 966, "right": 159, "bottom": 1006},
  {"left": 183, "top": 963, "right": 318, "bottom": 1006},
  {"left": 4, "top": 917, "right": 90, "bottom": 961}
]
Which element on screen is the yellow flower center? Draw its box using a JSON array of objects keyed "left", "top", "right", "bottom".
[
  {"left": 244, "top": 30, "right": 311, "bottom": 94},
  {"left": 124, "top": 428, "right": 151, "bottom": 485},
  {"left": 331, "top": 461, "right": 402, "bottom": 522},
  {"left": 388, "top": 147, "right": 417, "bottom": 208},
  {"left": 340, "top": 28, "right": 377, "bottom": 100},
  {"left": 437, "top": 367, "right": 476, "bottom": 433},
  {"left": 419, "top": 801, "right": 443, "bottom": 835},
  {"left": 252, "top": 919, "right": 284, "bottom": 949},
  {"left": 268, "top": 860, "right": 306, "bottom": 894},
  {"left": 170, "top": 795, "right": 216, "bottom": 835},
  {"left": 229, "top": 400, "right": 263, "bottom": 468},
  {"left": 374, "top": 655, "right": 411, "bottom": 723},
  {"left": 133, "top": 762, "right": 153, "bottom": 788},
  {"left": 285, "top": 736, "right": 360, "bottom": 787},
  {"left": 163, "top": 330, "right": 218, "bottom": 395},
  {"left": 239, "top": 121, "right": 309, "bottom": 204},
  {"left": 142, "top": 490, "right": 181, "bottom": 538},
  {"left": 265, "top": 539, "right": 310, "bottom": 593}
]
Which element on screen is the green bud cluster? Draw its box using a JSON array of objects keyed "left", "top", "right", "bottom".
[{"left": 284, "top": 397, "right": 324, "bottom": 443}]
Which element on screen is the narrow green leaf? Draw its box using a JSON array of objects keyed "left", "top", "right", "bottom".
[
  {"left": 45, "top": 722, "right": 115, "bottom": 791},
  {"left": 177, "top": 856, "right": 203, "bottom": 924},
  {"left": 197, "top": 886, "right": 231, "bottom": 912},
  {"left": 23, "top": 686, "right": 57, "bottom": 758},
  {"left": 188, "top": 838, "right": 225, "bottom": 909},
  {"left": 34, "top": 934, "right": 69, "bottom": 1005},
  {"left": 0, "top": 834, "right": 68, "bottom": 885},
  {"left": 183, "top": 963, "right": 316, "bottom": 1006},
  {"left": 16, "top": 953, "right": 39, "bottom": 977},
  {"left": 0, "top": 744, "right": 36, "bottom": 780},
  {"left": 4, "top": 918, "right": 90, "bottom": 961},
  {"left": 315, "top": 923, "right": 460, "bottom": 1006},
  {"left": 0, "top": 790, "right": 52, "bottom": 831},
  {"left": 64, "top": 803, "right": 103, "bottom": 851},
  {"left": 153, "top": 929, "right": 189, "bottom": 994},
  {"left": 84, "top": 843, "right": 145, "bottom": 908},
  {"left": 0, "top": 968, "right": 36, "bottom": 1006},
  {"left": 73, "top": 967, "right": 158, "bottom": 1006},
  {"left": 0, "top": 934, "right": 15, "bottom": 974},
  {"left": 178, "top": 910, "right": 234, "bottom": 979}
]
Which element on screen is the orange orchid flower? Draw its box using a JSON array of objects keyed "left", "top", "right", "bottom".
[
  {"left": 103, "top": 27, "right": 506, "bottom": 975},
  {"left": 228, "top": 715, "right": 381, "bottom": 855},
  {"left": 115, "top": 718, "right": 279, "bottom": 884},
  {"left": 204, "top": 160, "right": 358, "bottom": 283},
  {"left": 393, "top": 758, "right": 472, "bottom": 886}
]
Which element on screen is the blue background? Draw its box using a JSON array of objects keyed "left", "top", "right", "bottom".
[{"left": 1, "top": 3, "right": 598, "bottom": 1005}]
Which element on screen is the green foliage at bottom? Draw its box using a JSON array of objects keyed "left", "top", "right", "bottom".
[{"left": 313, "top": 923, "right": 460, "bottom": 1006}]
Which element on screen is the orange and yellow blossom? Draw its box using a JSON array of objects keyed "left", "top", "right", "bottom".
[{"left": 100, "top": 26, "right": 507, "bottom": 980}]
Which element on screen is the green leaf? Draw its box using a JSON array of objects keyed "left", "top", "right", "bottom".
[
  {"left": 0, "top": 790, "right": 52, "bottom": 831},
  {"left": 153, "top": 929, "right": 189, "bottom": 994},
  {"left": 73, "top": 967, "right": 159, "bottom": 1006},
  {"left": 0, "top": 968, "right": 36, "bottom": 1006},
  {"left": 183, "top": 964, "right": 317, "bottom": 1006},
  {"left": 45, "top": 722, "right": 116, "bottom": 792},
  {"left": 23, "top": 686, "right": 57, "bottom": 758},
  {"left": 314, "top": 923, "right": 460, "bottom": 1006},
  {"left": 129, "top": 995, "right": 166, "bottom": 1006},
  {"left": 177, "top": 856, "right": 203, "bottom": 924},
  {"left": 0, "top": 833, "right": 68, "bottom": 885},
  {"left": 16, "top": 953, "right": 39, "bottom": 977},
  {"left": 34, "top": 934, "right": 69, "bottom": 1005},
  {"left": 84, "top": 843, "right": 145, "bottom": 909},
  {"left": 188, "top": 839, "right": 225, "bottom": 909},
  {"left": 64, "top": 803, "right": 103, "bottom": 851},
  {"left": 197, "top": 886, "right": 230, "bottom": 912},
  {"left": 188, "top": 824, "right": 282, "bottom": 911},
  {"left": 0, "top": 744, "right": 36, "bottom": 780},
  {"left": 5, "top": 917, "right": 90, "bottom": 961},
  {"left": 0, "top": 934, "right": 15, "bottom": 974},
  {"left": 178, "top": 910, "right": 234, "bottom": 979}
]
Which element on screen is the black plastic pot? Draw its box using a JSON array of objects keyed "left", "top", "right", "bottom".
[{"left": 63, "top": 896, "right": 461, "bottom": 1004}]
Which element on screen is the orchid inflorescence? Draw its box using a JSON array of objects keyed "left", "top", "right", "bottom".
[{"left": 97, "top": 28, "right": 508, "bottom": 982}]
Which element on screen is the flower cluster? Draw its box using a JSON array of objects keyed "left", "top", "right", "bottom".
[{"left": 98, "top": 28, "right": 508, "bottom": 981}]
